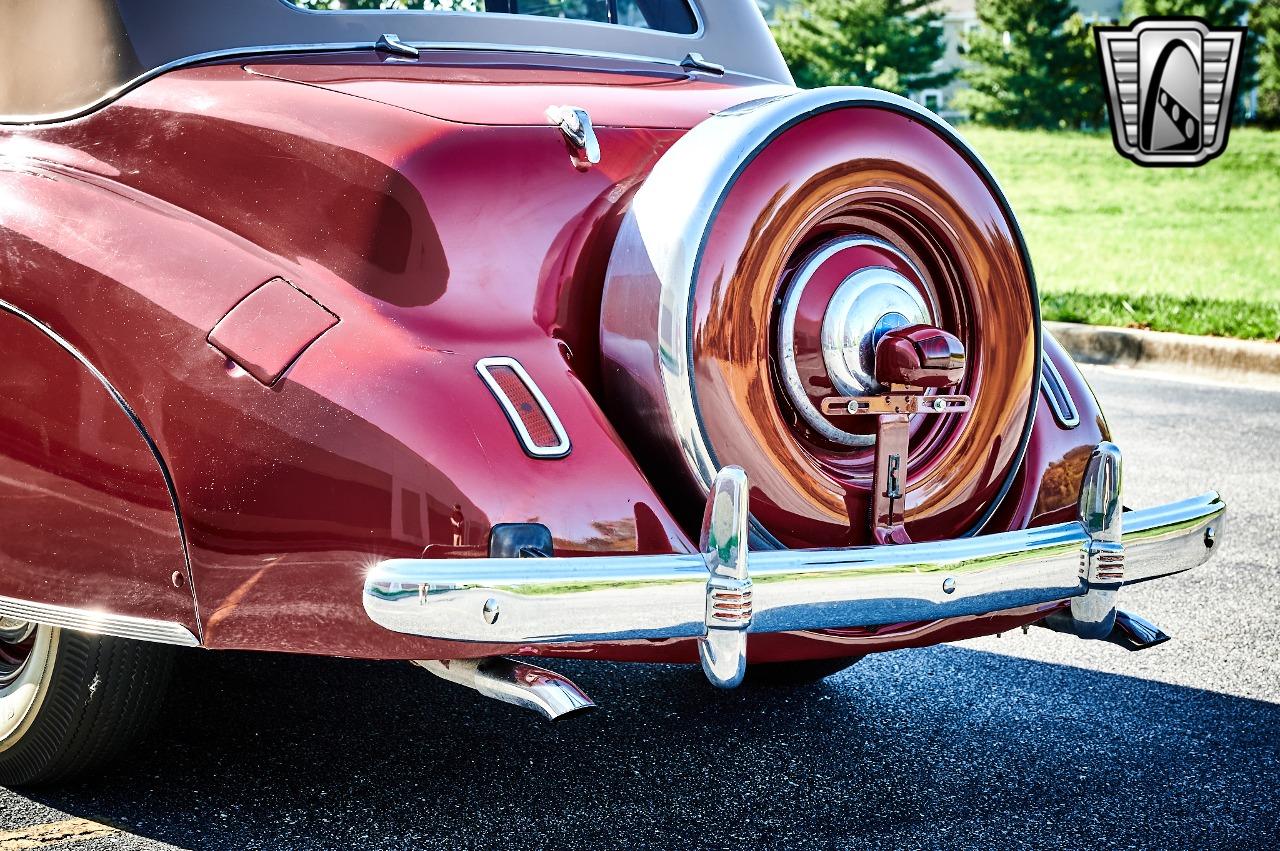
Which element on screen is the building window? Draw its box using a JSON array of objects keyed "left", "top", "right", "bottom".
[{"left": 920, "top": 90, "right": 943, "bottom": 113}]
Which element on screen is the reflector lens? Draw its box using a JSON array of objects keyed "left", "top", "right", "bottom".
[
  {"left": 476, "top": 357, "right": 571, "bottom": 458},
  {"left": 488, "top": 366, "right": 559, "bottom": 448}
]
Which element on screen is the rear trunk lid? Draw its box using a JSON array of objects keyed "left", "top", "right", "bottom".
[{"left": 244, "top": 50, "right": 792, "bottom": 129}]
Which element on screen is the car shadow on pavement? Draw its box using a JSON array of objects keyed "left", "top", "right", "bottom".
[{"left": 22, "top": 644, "right": 1280, "bottom": 850}]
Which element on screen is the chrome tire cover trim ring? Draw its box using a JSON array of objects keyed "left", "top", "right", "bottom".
[
  {"left": 775, "top": 235, "right": 931, "bottom": 446},
  {"left": 604, "top": 87, "right": 1042, "bottom": 541}
]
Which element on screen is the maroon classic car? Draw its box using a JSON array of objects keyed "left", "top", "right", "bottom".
[{"left": 0, "top": 0, "right": 1224, "bottom": 785}]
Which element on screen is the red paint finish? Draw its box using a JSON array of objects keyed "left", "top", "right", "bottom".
[
  {"left": 0, "top": 56, "right": 714, "bottom": 658},
  {"left": 0, "top": 52, "right": 1108, "bottom": 663},
  {"left": 208, "top": 278, "right": 339, "bottom": 386},
  {"left": 874, "top": 325, "right": 967, "bottom": 388},
  {"left": 989, "top": 333, "right": 1111, "bottom": 533},
  {"left": 0, "top": 308, "right": 196, "bottom": 632}
]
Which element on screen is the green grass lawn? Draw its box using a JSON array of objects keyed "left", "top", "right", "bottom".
[{"left": 959, "top": 126, "right": 1280, "bottom": 340}]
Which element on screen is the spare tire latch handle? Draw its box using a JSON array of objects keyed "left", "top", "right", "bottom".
[{"left": 820, "top": 324, "right": 971, "bottom": 545}]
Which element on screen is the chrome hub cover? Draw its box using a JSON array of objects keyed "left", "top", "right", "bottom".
[
  {"left": 776, "top": 236, "right": 931, "bottom": 446},
  {"left": 0, "top": 617, "right": 34, "bottom": 644},
  {"left": 820, "top": 268, "right": 930, "bottom": 395},
  {"left": 0, "top": 617, "right": 36, "bottom": 687}
]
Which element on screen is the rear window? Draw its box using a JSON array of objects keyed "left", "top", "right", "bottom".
[{"left": 288, "top": 1, "right": 699, "bottom": 35}]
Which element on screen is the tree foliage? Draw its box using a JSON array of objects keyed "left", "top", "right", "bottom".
[
  {"left": 1258, "top": 0, "right": 1280, "bottom": 127},
  {"left": 1123, "top": 0, "right": 1250, "bottom": 23},
  {"left": 770, "top": 0, "right": 952, "bottom": 94},
  {"left": 953, "top": 0, "right": 1102, "bottom": 129}
]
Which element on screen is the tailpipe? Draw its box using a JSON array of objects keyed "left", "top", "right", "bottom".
[
  {"left": 1104, "top": 609, "right": 1172, "bottom": 651},
  {"left": 413, "top": 657, "right": 596, "bottom": 721},
  {"left": 1039, "top": 607, "right": 1172, "bottom": 651}
]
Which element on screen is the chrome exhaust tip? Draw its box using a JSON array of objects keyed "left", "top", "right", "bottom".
[
  {"left": 1106, "top": 609, "right": 1172, "bottom": 651},
  {"left": 414, "top": 657, "right": 596, "bottom": 721},
  {"left": 1039, "top": 607, "right": 1172, "bottom": 651}
]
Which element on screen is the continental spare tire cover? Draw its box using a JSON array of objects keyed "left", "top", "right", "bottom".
[{"left": 600, "top": 89, "right": 1040, "bottom": 548}]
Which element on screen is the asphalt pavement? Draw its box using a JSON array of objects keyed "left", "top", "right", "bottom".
[{"left": 1, "top": 365, "right": 1277, "bottom": 850}]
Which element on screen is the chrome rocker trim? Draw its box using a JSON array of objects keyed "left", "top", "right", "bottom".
[
  {"left": 0, "top": 596, "right": 201, "bottom": 647},
  {"left": 363, "top": 443, "right": 1224, "bottom": 688}
]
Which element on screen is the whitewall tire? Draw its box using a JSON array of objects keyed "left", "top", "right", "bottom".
[{"left": 0, "top": 621, "right": 175, "bottom": 786}]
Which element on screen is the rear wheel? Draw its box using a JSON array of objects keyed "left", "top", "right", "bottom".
[{"left": 0, "top": 619, "right": 175, "bottom": 786}]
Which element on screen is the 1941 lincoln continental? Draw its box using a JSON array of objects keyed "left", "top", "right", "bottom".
[{"left": 0, "top": 0, "right": 1225, "bottom": 785}]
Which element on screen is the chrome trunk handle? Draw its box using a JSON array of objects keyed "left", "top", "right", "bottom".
[{"left": 546, "top": 105, "right": 601, "bottom": 170}]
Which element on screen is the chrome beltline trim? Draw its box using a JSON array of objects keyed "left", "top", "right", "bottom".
[
  {"left": 0, "top": 596, "right": 200, "bottom": 647},
  {"left": 615, "top": 87, "right": 1011, "bottom": 499},
  {"left": 1, "top": 40, "right": 775, "bottom": 127},
  {"left": 363, "top": 491, "right": 1224, "bottom": 645}
]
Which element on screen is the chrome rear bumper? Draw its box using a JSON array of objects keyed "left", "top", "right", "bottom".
[{"left": 363, "top": 443, "right": 1224, "bottom": 687}]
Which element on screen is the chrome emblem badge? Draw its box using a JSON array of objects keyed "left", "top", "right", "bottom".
[{"left": 1095, "top": 17, "right": 1246, "bottom": 167}]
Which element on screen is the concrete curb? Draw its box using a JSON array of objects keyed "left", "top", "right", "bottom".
[{"left": 1046, "top": 321, "right": 1280, "bottom": 389}]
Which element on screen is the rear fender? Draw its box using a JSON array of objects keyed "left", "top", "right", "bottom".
[
  {"left": 0, "top": 77, "right": 696, "bottom": 658},
  {"left": 0, "top": 300, "right": 199, "bottom": 642}
]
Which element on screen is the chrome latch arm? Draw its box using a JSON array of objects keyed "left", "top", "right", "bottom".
[
  {"left": 698, "top": 466, "right": 752, "bottom": 688},
  {"left": 822, "top": 324, "right": 970, "bottom": 545},
  {"left": 545, "top": 105, "right": 601, "bottom": 170},
  {"left": 680, "top": 52, "right": 725, "bottom": 75},
  {"left": 375, "top": 33, "right": 419, "bottom": 58},
  {"left": 820, "top": 394, "right": 971, "bottom": 416},
  {"left": 825, "top": 386, "right": 971, "bottom": 545}
]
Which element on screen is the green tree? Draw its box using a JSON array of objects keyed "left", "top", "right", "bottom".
[
  {"left": 1124, "top": 0, "right": 1257, "bottom": 121},
  {"left": 953, "top": 0, "right": 1103, "bottom": 129},
  {"left": 770, "top": 0, "right": 953, "bottom": 94},
  {"left": 1258, "top": 0, "right": 1280, "bottom": 127},
  {"left": 1123, "top": 0, "right": 1251, "bottom": 23}
]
